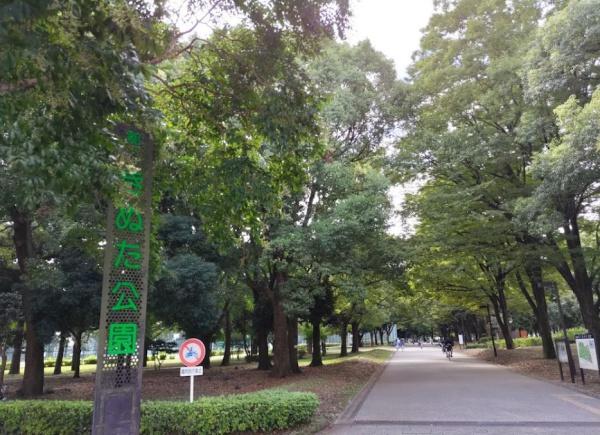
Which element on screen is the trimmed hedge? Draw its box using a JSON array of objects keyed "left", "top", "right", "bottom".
[
  {"left": 0, "top": 390, "right": 319, "bottom": 435},
  {"left": 43, "top": 359, "right": 73, "bottom": 368},
  {"left": 468, "top": 328, "right": 589, "bottom": 350},
  {"left": 83, "top": 356, "right": 97, "bottom": 365}
]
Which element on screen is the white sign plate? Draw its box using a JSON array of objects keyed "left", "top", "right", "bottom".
[
  {"left": 458, "top": 334, "right": 464, "bottom": 345},
  {"left": 555, "top": 341, "right": 568, "bottom": 363},
  {"left": 576, "top": 338, "right": 599, "bottom": 371},
  {"left": 180, "top": 366, "right": 204, "bottom": 377}
]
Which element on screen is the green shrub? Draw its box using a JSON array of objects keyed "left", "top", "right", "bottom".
[
  {"left": 0, "top": 401, "right": 92, "bottom": 434},
  {"left": 465, "top": 343, "right": 488, "bottom": 349},
  {"left": 168, "top": 355, "right": 175, "bottom": 360},
  {"left": 43, "top": 358, "right": 75, "bottom": 368},
  {"left": 0, "top": 390, "right": 319, "bottom": 435},
  {"left": 552, "top": 327, "right": 587, "bottom": 341},
  {"left": 513, "top": 337, "right": 543, "bottom": 347},
  {"left": 83, "top": 356, "right": 97, "bottom": 365},
  {"left": 142, "top": 390, "right": 318, "bottom": 434},
  {"left": 297, "top": 345, "right": 307, "bottom": 359},
  {"left": 159, "top": 353, "right": 167, "bottom": 361}
]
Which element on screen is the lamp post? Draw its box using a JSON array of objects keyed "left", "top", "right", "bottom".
[
  {"left": 480, "top": 304, "right": 497, "bottom": 358},
  {"left": 544, "top": 281, "right": 576, "bottom": 383}
]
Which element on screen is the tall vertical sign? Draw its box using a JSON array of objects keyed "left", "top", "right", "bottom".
[{"left": 92, "top": 125, "right": 153, "bottom": 435}]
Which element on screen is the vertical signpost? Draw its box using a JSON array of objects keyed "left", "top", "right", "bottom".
[
  {"left": 555, "top": 340, "right": 569, "bottom": 381},
  {"left": 179, "top": 338, "right": 206, "bottom": 403},
  {"left": 545, "top": 281, "right": 576, "bottom": 383},
  {"left": 92, "top": 125, "right": 154, "bottom": 435},
  {"left": 480, "top": 304, "right": 497, "bottom": 358}
]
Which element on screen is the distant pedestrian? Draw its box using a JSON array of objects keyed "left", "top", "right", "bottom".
[
  {"left": 399, "top": 338, "right": 405, "bottom": 351},
  {"left": 395, "top": 337, "right": 401, "bottom": 351},
  {"left": 418, "top": 339, "right": 423, "bottom": 349}
]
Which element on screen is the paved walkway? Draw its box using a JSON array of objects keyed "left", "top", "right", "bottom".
[{"left": 326, "top": 345, "right": 600, "bottom": 434}]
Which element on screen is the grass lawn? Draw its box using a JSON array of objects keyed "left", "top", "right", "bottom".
[{"left": 3, "top": 354, "right": 239, "bottom": 380}]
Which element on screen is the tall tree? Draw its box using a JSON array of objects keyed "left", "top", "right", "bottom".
[
  {"left": 518, "top": 0, "right": 600, "bottom": 371},
  {"left": 0, "top": 0, "right": 166, "bottom": 395},
  {"left": 397, "top": 0, "right": 558, "bottom": 358},
  {"left": 1, "top": 0, "right": 350, "bottom": 397}
]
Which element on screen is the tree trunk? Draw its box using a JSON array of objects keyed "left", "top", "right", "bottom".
[
  {"left": 12, "top": 209, "right": 44, "bottom": 396},
  {"left": 351, "top": 322, "right": 359, "bottom": 353},
  {"left": 373, "top": 330, "right": 378, "bottom": 345},
  {"left": 0, "top": 346, "right": 7, "bottom": 390},
  {"left": 321, "top": 340, "right": 326, "bottom": 356},
  {"left": 9, "top": 322, "right": 23, "bottom": 375},
  {"left": 201, "top": 333, "right": 213, "bottom": 369},
  {"left": 72, "top": 331, "right": 82, "bottom": 378},
  {"left": 306, "top": 331, "right": 313, "bottom": 355},
  {"left": 378, "top": 329, "right": 384, "bottom": 346},
  {"left": 256, "top": 327, "right": 271, "bottom": 370},
  {"left": 340, "top": 322, "right": 348, "bottom": 357},
  {"left": 143, "top": 337, "right": 149, "bottom": 368},
  {"left": 489, "top": 295, "right": 513, "bottom": 349},
  {"left": 310, "top": 318, "right": 322, "bottom": 366},
  {"left": 473, "top": 318, "right": 481, "bottom": 341},
  {"left": 53, "top": 333, "right": 66, "bottom": 375},
  {"left": 288, "top": 316, "right": 300, "bottom": 373},
  {"left": 221, "top": 307, "right": 232, "bottom": 366},
  {"left": 497, "top": 285, "right": 514, "bottom": 349},
  {"left": 369, "top": 331, "right": 374, "bottom": 347},
  {"left": 526, "top": 266, "right": 556, "bottom": 359},
  {"left": 271, "top": 294, "right": 291, "bottom": 377},
  {"left": 252, "top": 288, "right": 272, "bottom": 370}
]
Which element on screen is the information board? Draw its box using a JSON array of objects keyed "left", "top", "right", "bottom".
[
  {"left": 575, "top": 334, "right": 599, "bottom": 371},
  {"left": 92, "top": 125, "right": 154, "bottom": 435}
]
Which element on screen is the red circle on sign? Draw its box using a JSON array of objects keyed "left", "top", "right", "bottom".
[{"left": 179, "top": 338, "right": 206, "bottom": 367}]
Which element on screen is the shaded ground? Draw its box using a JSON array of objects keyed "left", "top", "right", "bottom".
[
  {"left": 463, "top": 346, "right": 600, "bottom": 399},
  {"left": 3, "top": 347, "right": 393, "bottom": 434}
]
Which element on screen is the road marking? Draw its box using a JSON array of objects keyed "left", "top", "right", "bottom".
[{"left": 555, "top": 394, "right": 600, "bottom": 417}]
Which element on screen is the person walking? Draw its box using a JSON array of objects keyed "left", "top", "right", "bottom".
[
  {"left": 399, "top": 338, "right": 405, "bottom": 351},
  {"left": 395, "top": 337, "right": 401, "bottom": 351}
]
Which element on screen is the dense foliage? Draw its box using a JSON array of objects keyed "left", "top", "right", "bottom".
[{"left": 3, "top": 0, "right": 600, "bottom": 404}]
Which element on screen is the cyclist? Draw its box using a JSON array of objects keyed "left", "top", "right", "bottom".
[{"left": 442, "top": 337, "right": 454, "bottom": 357}]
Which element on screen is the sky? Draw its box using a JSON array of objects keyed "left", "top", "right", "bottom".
[
  {"left": 344, "top": 1, "right": 436, "bottom": 235},
  {"left": 171, "top": 0, "right": 435, "bottom": 78},
  {"left": 347, "top": 0, "right": 435, "bottom": 78}
]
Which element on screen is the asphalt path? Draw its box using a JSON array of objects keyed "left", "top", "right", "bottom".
[{"left": 325, "top": 345, "right": 600, "bottom": 434}]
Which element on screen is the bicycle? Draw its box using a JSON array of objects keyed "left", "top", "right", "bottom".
[{"left": 443, "top": 344, "right": 453, "bottom": 360}]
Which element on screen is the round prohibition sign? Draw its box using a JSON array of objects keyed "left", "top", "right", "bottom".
[{"left": 179, "top": 338, "right": 206, "bottom": 367}]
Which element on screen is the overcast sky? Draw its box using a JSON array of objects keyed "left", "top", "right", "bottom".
[
  {"left": 344, "top": 1, "right": 436, "bottom": 235},
  {"left": 347, "top": 0, "right": 435, "bottom": 78}
]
